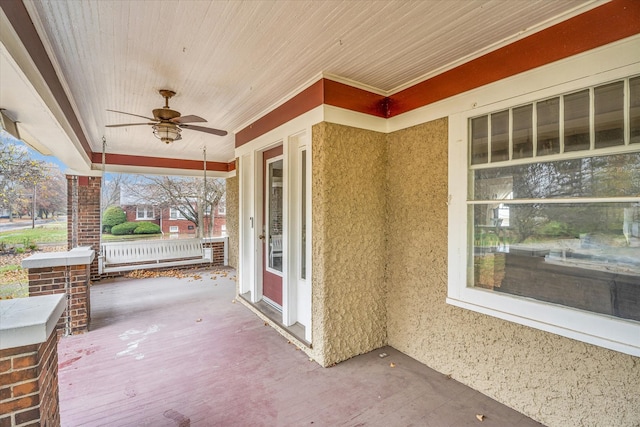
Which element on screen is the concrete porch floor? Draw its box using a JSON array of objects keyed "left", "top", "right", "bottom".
[{"left": 58, "top": 269, "right": 544, "bottom": 427}]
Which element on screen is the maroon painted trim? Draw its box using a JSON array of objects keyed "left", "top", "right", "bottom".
[
  {"left": 235, "top": 0, "right": 639, "bottom": 146},
  {"left": 90, "top": 153, "right": 229, "bottom": 172},
  {"left": 227, "top": 161, "right": 236, "bottom": 172},
  {"left": 388, "top": 0, "right": 640, "bottom": 116},
  {"left": 324, "top": 79, "right": 387, "bottom": 118},
  {"left": 235, "top": 80, "right": 324, "bottom": 148},
  {"left": 0, "top": 0, "right": 93, "bottom": 157}
]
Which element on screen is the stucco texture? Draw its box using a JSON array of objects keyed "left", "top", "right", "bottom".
[
  {"left": 385, "top": 118, "right": 640, "bottom": 427},
  {"left": 312, "top": 122, "right": 388, "bottom": 367},
  {"left": 226, "top": 162, "right": 239, "bottom": 270}
]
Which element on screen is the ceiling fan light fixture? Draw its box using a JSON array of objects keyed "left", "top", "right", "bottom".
[{"left": 152, "top": 123, "right": 181, "bottom": 144}]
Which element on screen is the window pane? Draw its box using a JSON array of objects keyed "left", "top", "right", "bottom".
[
  {"left": 300, "top": 150, "right": 306, "bottom": 280},
  {"left": 471, "top": 202, "right": 640, "bottom": 322},
  {"left": 564, "top": 90, "right": 590, "bottom": 152},
  {"left": 268, "top": 159, "right": 283, "bottom": 272},
  {"left": 512, "top": 104, "right": 533, "bottom": 159},
  {"left": 471, "top": 116, "right": 488, "bottom": 165},
  {"left": 595, "top": 81, "right": 624, "bottom": 148},
  {"left": 474, "top": 153, "right": 640, "bottom": 200},
  {"left": 537, "top": 97, "right": 560, "bottom": 156},
  {"left": 491, "top": 110, "right": 509, "bottom": 162},
  {"left": 631, "top": 76, "right": 640, "bottom": 144}
]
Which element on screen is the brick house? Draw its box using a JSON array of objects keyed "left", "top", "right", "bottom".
[{"left": 120, "top": 196, "right": 226, "bottom": 237}]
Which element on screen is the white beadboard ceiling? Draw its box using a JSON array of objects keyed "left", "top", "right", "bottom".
[{"left": 6, "top": 0, "right": 602, "bottom": 172}]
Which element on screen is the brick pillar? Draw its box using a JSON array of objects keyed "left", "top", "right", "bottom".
[
  {"left": 28, "top": 264, "right": 91, "bottom": 335},
  {"left": 0, "top": 295, "right": 65, "bottom": 427},
  {"left": 22, "top": 248, "right": 95, "bottom": 336},
  {"left": 67, "top": 175, "right": 101, "bottom": 281}
]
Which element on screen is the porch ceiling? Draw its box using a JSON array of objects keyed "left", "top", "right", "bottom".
[{"left": 0, "top": 0, "right": 602, "bottom": 176}]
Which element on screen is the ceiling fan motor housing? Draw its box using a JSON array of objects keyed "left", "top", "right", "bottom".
[{"left": 153, "top": 107, "right": 181, "bottom": 121}]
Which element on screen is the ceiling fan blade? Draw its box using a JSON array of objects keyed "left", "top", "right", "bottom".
[
  {"left": 171, "top": 115, "right": 207, "bottom": 124},
  {"left": 107, "top": 109, "right": 156, "bottom": 121},
  {"left": 106, "top": 123, "right": 154, "bottom": 128},
  {"left": 179, "top": 124, "right": 228, "bottom": 136}
]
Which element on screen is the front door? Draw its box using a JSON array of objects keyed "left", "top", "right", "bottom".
[{"left": 262, "top": 146, "right": 283, "bottom": 308}]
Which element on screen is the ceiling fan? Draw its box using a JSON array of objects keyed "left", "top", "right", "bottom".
[{"left": 106, "top": 89, "right": 227, "bottom": 144}]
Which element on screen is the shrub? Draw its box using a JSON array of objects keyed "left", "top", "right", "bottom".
[
  {"left": 111, "top": 222, "right": 139, "bottom": 235},
  {"left": 133, "top": 222, "right": 161, "bottom": 234},
  {"left": 537, "top": 221, "right": 575, "bottom": 238},
  {"left": 102, "top": 206, "right": 127, "bottom": 233}
]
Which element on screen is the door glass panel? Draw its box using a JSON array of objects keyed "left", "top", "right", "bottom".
[
  {"left": 268, "top": 159, "right": 283, "bottom": 272},
  {"left": 300, "top": 150, "right": 306, "bottom": 279}
]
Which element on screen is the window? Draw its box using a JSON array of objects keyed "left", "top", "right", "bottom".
[
  {"left": 169, "top": 208, "right": 186, "bottom": 220},
  {"left": 136, "top": 205, "right": 154, "bottom": 220},
  {"left": 169, "top": 226, "right": 179, "bottom": 233},
  {"left": 449, "top": 75, "right": 640, "bottom": 356},
  {"left": 217, "top": 197, "right": 226, "bottom": 215}
]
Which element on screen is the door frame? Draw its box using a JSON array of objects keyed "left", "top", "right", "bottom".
[{"left": 237, "top": 116, "right": 314, "bottom": 342}]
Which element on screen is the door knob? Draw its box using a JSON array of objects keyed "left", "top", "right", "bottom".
[{"left": 258, "top": 234, "right": 265, "bottom": 240}]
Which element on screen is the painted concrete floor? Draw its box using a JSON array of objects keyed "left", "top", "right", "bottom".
[{"left": 57, "top": 268, "right": 544, "bottom": 427}]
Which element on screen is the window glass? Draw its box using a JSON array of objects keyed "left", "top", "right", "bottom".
[
  {"left": 470, "top": 201, "right": 640, "bottom": 322},
  {"left": 537, "top": 97, "right": 560, "bottom": 155},
  {"left": 512, "top": 104, "right": 533, "bottom": 159},
  {"left": 300, "top": 150, "right": 307, "bottom": 280},
  {"left": 471, "top": 116, "right": 488, "bottom": 165},
  {"left": 474, "top": 153, "right": 640, "bottom": 200},
  {"left": 491, "top": 110, "right": 509, "bottom": 162},
  {"left": 564, "top": 90, "right": 590, "bottom": 152},
  {"left": 595, "top": 81, "right": 624, "bottom": 148},
  {"left": 631, "top": 76, "right": 640, "bottom": 145},
  {"left": 267, "top": 159, "right": 283, "bottom": 272}
]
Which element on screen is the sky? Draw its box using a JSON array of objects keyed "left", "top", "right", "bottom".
[{"left": 0, "top": 129, "right": 68, "bottom": 172}]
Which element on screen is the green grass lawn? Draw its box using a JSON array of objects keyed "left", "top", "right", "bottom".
[
  {"left": 0, "top": 222, "right": 67, "bottom": 246},
  {"left": 0, "top": 221, "right": 67, "bottom": 299}
]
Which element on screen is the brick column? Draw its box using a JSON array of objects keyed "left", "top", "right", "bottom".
[
  {"left": 22, "top": 248, "right": 95, "bottom": 336},
  {"left": 202, "top": 236, "right": 229, "bottom": 266},
  {"left": 0, "top": 294, "right": 65, "bottom": 427},
  {"left": 67, "top": 175, "right": 101, "bottom": 281}
]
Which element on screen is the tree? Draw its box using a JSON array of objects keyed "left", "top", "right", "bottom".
[
  {"left": 102, "top": 206, "right": 127, "bottom": 233},
  {"left": 101, "top": 173, "right": 129, "bottom": 211},
  {"left": 35, "top": 169, "right": 66, "bottom": 218},
  {"left": 125, "top": 175, "right": 226, "bottom": 237},
  {"left": 0, "top": 137, "right": 48, "bottom": 224}
]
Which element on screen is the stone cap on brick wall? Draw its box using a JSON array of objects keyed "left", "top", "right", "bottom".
[
  {"left": 21, "top": 246, "right": 95, "bottom": 269},
  {"left": 0, "top": 294, "right": 65, "bottom": 349}
]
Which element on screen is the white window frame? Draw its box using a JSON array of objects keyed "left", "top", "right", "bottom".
[
  {"left": 169, "top": 207, "right": 186, "bottom": 220},
  {"left": 136, "top": 205, "right": 154, "bottom": 220},
  {"left": 448, "top": 65, "right": 640, "bottom": 357},
  {"left": 169, "top": 226, "right": 179, "bottom": 233}
]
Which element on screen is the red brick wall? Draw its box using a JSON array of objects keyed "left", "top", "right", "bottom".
[
  {"left": 67, "top": 175, "right": 101, "bottom": 280},
  {"left": 28, "top": 265, "right": 90, "bottom": 335},
  {"left": 0, "top": 330, "right": 60, "bottom": 427},
  {"left": 118, "top": 206, "right": 226, "bottom": 236},
  {"left": 202, "top": 240, "right": 226, "bottom": 266}
]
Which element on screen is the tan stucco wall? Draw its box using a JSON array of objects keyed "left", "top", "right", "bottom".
[
  {"left": 385, "top": 118, "right": 640, "bottom": 427},
  {"left": 311, "top": 122, "right": 388, "bottom": 367},
  {"left": 226, "top": 163, "right": 239, "bottom": 269}
]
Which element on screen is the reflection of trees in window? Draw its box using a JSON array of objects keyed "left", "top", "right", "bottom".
[{"left": 477, "top": 153, "right": 640, "bottom": 242}]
